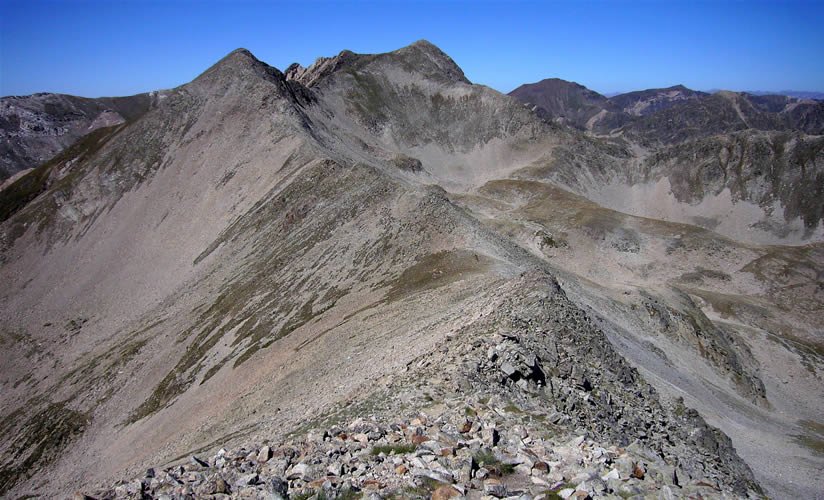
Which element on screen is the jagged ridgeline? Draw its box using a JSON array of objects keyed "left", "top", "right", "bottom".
[{"left": 0, "top": 41, "right": 822, "bottom": 499}]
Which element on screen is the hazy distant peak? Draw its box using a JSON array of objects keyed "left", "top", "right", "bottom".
[
  {"left": 511, "top": 78, "right": 609, "bottom": 100},
  {"left": 528, "top": 77, "right": 597, "bottom": 90},
  {"left": 719, "top": 89, "right": 824, "bottom": 100},
  {"left": 507, "top": 78, "right": 616, "bottom": 130}
]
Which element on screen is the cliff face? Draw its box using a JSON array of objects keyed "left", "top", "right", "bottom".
[{"left": 1, "top": 43, "right": 822, "bottom": 499}]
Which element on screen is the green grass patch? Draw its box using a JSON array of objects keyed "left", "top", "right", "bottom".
[
  {"left": 371, "top": 443, "right": 416, "bottom": 456},
  {"left": 795, "top": 420, "right": 824, "bottom": 456},
  {"left": 542, "top": 485, "right": 568, "bottom": 500},
  {"left": 386, "top": 249, "right": 494, "bottom": 303},
  {"left": 473, "top": 449, "right": 515, "bottom": 476},
  {"left": 504, "top": 403, "right": 523, "bottom": 414},
  {"left": 335, "top": 487, "right": 361, "bottom": 500},
  {"left": 0, "top": 402, "right": 90, "bottom": 495},
  {"left": 290, "top": 491, "right": 315, "bottom": 500}
]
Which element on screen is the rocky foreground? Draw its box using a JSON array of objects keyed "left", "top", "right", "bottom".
[
  {"left": 80, "top": 400, "right": 735, "bottom": 500},
  {"left": 79, "top": 277, "right": 759, "bottom": 500}
]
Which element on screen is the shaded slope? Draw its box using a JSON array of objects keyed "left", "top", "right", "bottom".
[{"left": 582, "top": 131, "right": 824, "bottom": 244}]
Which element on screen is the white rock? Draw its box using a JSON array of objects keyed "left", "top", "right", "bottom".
[
  {"left": 530, "top": 476, "right": 552, "bottom": 487},
  {"left": 256, "top": 445, "right": 271, "bottom": 463},
  {"left": 557, "top": 488, "right": 575, "bottom": 499},
  {"left": 287, "top": 463, "right": 308, "bottom": 480}
]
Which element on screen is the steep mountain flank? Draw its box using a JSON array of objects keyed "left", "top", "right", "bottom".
[
  {"left": 0, "top": 91, "right": 162, "bottom": 180},
  {"left": 1, "top": 42, "right": 822, "bottom": 499}
]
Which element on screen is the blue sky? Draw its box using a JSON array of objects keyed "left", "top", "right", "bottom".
[{"left": 1, "top": 0, "right": 822, "bottom": 97}]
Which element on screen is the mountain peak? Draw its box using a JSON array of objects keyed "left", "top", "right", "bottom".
[
  {"left": 517, "top": 78, "right": 602, "bottom": 95},
  {"left": 391, "top": 39, "right": 469, "bottom": 84},
  {"left": 508, "top": 77, "right": 614, "bottom": 130},
  {"left": 210, "top": 47, "right": 264, "bottom": 70},
  {"left": 715, "top": 89, "right": 741, "bottom": 99},
  {"left": 409, "top": 39, "right": 438, "bottom": 50},
  {"left": 216, "top": 47, "right": 265, "bottom": 68},
  {"left": 227, "top": 47, "right": 254, "bottom": 57},
  {"left": 192, "top": 47, "right": 284, "bottom": 91},
  {"left": 285, "top": 40, "right": 470, "bottom": 88}
]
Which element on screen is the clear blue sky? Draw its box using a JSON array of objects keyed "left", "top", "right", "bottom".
[{"left": 1, "top": 0, "right": 822, "bottom": 97}]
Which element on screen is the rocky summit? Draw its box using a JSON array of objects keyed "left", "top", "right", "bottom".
[{"left": 0, "top": 41, "right": 822, "bottom": 500}]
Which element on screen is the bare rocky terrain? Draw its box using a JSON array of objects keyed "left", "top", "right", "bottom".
[{"left": 0, "top": 41, "right": 822, "bottom": 499}]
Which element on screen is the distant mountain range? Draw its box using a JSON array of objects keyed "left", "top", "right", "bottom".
[
  {"left": 509, "top": 79, "right": 824, "bottom": 144},
  {"left": 605, "top": 89, "right": 824, "bottom": 100},
  {"left": 713, "top": 89, "right": 824, "bottom": 100}
]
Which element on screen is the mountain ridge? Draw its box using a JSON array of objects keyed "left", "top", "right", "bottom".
[{"left": 1, "top": 43, "right": 822, "bottom": 499}]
